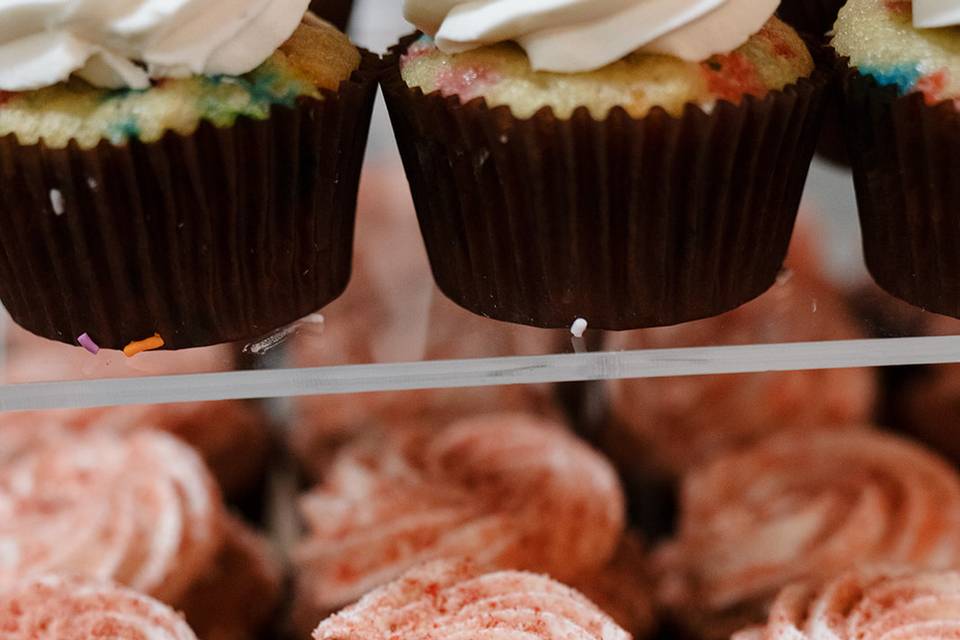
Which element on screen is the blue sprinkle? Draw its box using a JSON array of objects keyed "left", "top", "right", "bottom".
[
  {"left": 107, "top": 118, "right": 141, "bottom": 143},
  {"left": 860, "top": 64, "right": 923, "bottom": 94}
]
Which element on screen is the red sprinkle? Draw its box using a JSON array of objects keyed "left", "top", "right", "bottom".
[
  {"left": 702, "top": 52, "right": 766, "bottom": 104},
  {"left": 916, "top": 69, "right": 950, "bottom": 105}
]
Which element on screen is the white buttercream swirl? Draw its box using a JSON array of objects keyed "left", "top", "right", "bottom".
[
  {"left": 404, "top": 0, "right": 780, "bottom": 73},
  {"left": 0, "top": 0, "right": 311, "bottom": 91},
  {"left": 914, "top": 0, "right": 960, "bottom": 28}
]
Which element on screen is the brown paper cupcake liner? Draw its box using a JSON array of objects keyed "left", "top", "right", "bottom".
[
  {"left": 310, "top": 0, "right": 355, "bottom": 32},
  {"left": 778, "top": 0, "right": 845, "bottom": 40},
  {"left": 840, "top": 62, "right": 960, "bottom": 319},
  {"left": 0, "top": 52, "right": 378, "bottom": 350},
  {"left": 382, "top": 37, "right": 830, "bottom": 330}
]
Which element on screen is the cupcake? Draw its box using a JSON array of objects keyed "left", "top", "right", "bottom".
[
  {"left": 0, "top": 7, "right": 377, "bottom": 350},
  {"left": 381, "top": 2, "right": 828, "bottom": 330},
  {"left": 0, "top": 337, "right": 271, "bottom": 500},
  {"left": 289, "top": 165, "right": 565, "bottom": 479},
  {"left": 734, "top": 568, "right": 960, "bottom": 639},
  {"left": 603, "top": 267, "right": 877, "bottom": 483},
  {"left": 311, "top": 559, "right": 631, "bottom": 640},
  {"left": 1, "top": 575, "right": 200, "bottom": 640},
  {"left": 653, "top": 428, "right": 960, "bottom": 640},
  {"left": 310, "top": 0, "right": 355, "bottom": 32},
  {"left": 291, "top": 413, "right": 630, "bottom": 634},
  {"left": 834, "top": 0, "right": 960, "bottom": 318},
  {"left": 0, "top": 429, "right": 281, "bottom": 639}
]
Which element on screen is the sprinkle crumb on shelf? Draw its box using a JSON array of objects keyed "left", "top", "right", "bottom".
[{"left": 570, "top": 318, "right": 588, "bottom": 338}]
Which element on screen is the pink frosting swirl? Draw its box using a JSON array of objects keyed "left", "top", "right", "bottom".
[
  {"left": 654, "top": 429, "right": 960, "bottom": 639},
  {"left": 0, "top": 575, "right": 198, "bottom": 640},
  {"left": 605, "top": 270, "right": 876, "bottom": 477},
  {"left": 312, "top": 559, "right": 630, "bottom": 640},
  {"left": 294, "top": 413, "right": 624, "bottom": 614},
  {"left": 0, "top": 430, "right": 223, "bottom": 603},
  {"left": 734, "top": 568, "right": 960, "bottom": 640}
]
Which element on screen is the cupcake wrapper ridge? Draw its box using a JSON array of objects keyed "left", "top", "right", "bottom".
[
  {"left": 382, "top": 36, "right": 830, "bottom": 330},
  {"left": 0, "top": 51, "right": 379, "bottom": 350},
  {"left": 841, "top": 61, "right": 960, "bottom": 319}
]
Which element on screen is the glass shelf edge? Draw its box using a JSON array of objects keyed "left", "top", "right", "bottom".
[{"left": 0, "top": 335, "right": 958, "bottom": 413}]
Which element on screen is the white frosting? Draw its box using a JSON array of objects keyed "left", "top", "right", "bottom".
[
  {"left": 913, "top": 0, "right": 960, "bottom": 28},
  {"left": 404, "top": 0, "right": 780, "bottom": 73},
  {"left": 0, "top": 0, "right": 311, "bottom": 91}
]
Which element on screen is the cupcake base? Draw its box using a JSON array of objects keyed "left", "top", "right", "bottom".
[
  {"left": 841, "top": 65, "right": 960, "bottom": 319},
  {"left": 382, "top": 38, "right": 830, "bottom": 330},
  {"left": 0, "top": 52, "right": 379, "bottom": 350}
]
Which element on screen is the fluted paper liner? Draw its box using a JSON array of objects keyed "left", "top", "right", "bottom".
[
  {"left": 0, "top": 52, "right": 378, "bottom": 350},
  {"left": 841, "top": 63, "right": 960, "bottom": 319},
  {"left": 382, "top": 38, "right": 830, "bottom": 330},
  {"left": 778, "top": 0, "right": 845, "bottom": 40}
]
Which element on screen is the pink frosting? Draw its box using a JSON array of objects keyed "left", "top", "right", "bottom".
[
  {"left": 295, "top": 413, "right": 625, "bottom": 614},
  {"left": 312, "top": 559, "right": 630, "bottom": 640}
]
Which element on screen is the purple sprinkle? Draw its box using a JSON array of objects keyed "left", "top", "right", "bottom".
[{"left": 77, "top": 333, "right": 100, "bottom": 355}]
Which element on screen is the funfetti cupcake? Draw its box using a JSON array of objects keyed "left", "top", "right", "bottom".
[
  {"left": 381, "top": 1, "right": 829, "bottom": 331},
  {"left": 834, "top": 0, "right": 960, "bottom": 319},
  {"left": 0, "top": 5, "right": 377, "bottom": 350}
]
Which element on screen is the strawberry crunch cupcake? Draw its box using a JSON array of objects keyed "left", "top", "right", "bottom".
[
  {"left": 834, "top": 0, "right": 960, "bottom": 318},
  {"left": 0, "top": 6, "right": 377, "bottom": 350},
  {"left": 734, "top": 568, "right": 960, "bottom": 640},
  {"left": 604, "top": 269, "right": 877, "bottom": 481},
  {"left": 0, "top": 429, "right": 281, "bottom": 639},
  {"left": 291, "top": 413, "right": 633, "bottom": 635},
  {"left": 311, "top": 559, "right": 631, "bottom": 640},
  {"left": 654, "top": 428, "right": 960, "bottom": 639},
  {"left": 383, "top": 0, "right": 828, "bottom": 330},
  {"left": 0, "top": 575, "right": 201, "bottom": 640}
]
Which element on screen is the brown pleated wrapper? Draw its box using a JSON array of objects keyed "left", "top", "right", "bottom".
[
  {"left": 309, "top": 0, "right": 355, "bottom": 32},
  {"left": 382, "top": 37, "right": 830, "bottom": 330},
  {"left": 778, "top": 0, "right": 845, "bottom": 40},
  {"left": 0, "top": 52, "right": 378, "bottom": 350},
  {"left": 841, "top": 62, "right": 960, "bottom": 319}
]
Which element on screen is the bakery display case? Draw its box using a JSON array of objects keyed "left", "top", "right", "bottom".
[{"left": 6, "top": 1, "right": 960, "bottom": 640}]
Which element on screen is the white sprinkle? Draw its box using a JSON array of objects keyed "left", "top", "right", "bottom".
[
  {"left": 498, "top": 134, "right": 509, "bottom": 144},
  {"left": 86, "top": 177, "right": 98, "bottom": 190},
  {"left": 570, "top": 317, "right": 588, "bottom": 338},
  {"left": 49, "top": 189, "right": 65, "bottom": 216},
  {"left": 243, "top": 313, "right": 326, "bottom": 355}
]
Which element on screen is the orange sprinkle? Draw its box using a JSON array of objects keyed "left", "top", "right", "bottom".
[{"left": 123, "top": 333, "right": 164, "bottom": 358}]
